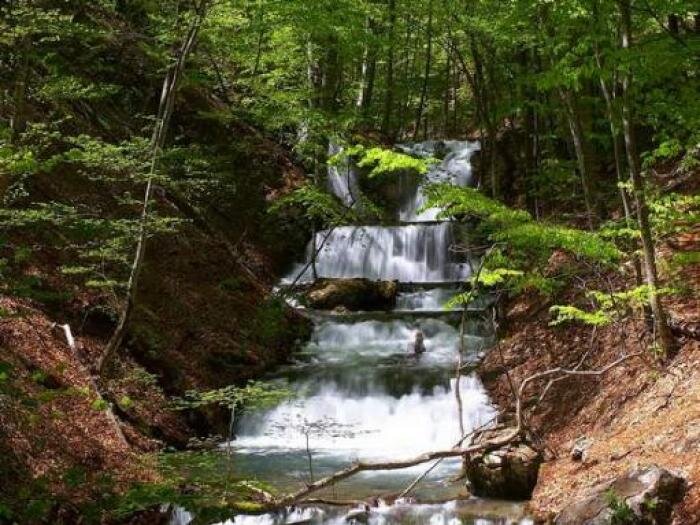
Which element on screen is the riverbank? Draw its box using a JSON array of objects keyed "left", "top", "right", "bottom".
[{"left": 479, "top": 233, "right": 700, "bottom": 522}]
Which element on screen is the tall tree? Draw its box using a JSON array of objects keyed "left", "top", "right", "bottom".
[
  {"left": 381, "top": 0, "right": 397, "bottom": 138},
  {"left": 617, "top": 0, "right": 675, "bottom": 355},
  {"left": 413, "top": 0, "right": 434, "bottom": 140},
  {"left": 98, "top": 1, "right": 212, "bottom": 375}
]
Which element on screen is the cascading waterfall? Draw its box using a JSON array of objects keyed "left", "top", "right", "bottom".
[
  {"left": 397, "top": 141, "right": 480, "bottom": 222},
  {"left": 172, "top": 141, "right": 531, "bottom": 525},
  {"left": 284, "top": 224, "right": 470, "bottom": 284},
  {"left": 327, "top": 142, "right": 362, "bottom": 208}
]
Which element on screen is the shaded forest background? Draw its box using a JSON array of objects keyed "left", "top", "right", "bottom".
[{"left": 0, "top": 0, "right": 698, "bottom": 522}]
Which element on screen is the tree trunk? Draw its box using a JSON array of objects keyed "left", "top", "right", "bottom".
[
  {"left": 447, "top": 36, "right": 490, "bottom": 189},
  {"left": 381, "top": 0, "right": 397, "bottom": 138},
  {"left": 618, "top": 0, "right": 675, "bottom": 356},
  {"left": 98, "top": 4, "right": 209, "bottom": 376},
  {"left": 397, "top": 15, "right": 417, "bottom": 138},
  {"left": 593, "top": 46, "right": 644, "bottom": 287},
  {"left": 413, "top": 0, "right": 434, "bottom": 140},
  {"left": 10, "top": 36, "right": 30, "bottom": 143},
  {"left": 357, "top": 18, "right": 377, "bottom": 114},
  {"left": 559, "top": 89, "right": 596, "bottom": 229},
  {"left": 468, "top": 37, "right": 498, "bottom": 198},
  {"left": 442, "top": 51, "right": 451, "bottom": 135},
  {"left": 320, "top": 34, "right": 342, "bottom": 112}
]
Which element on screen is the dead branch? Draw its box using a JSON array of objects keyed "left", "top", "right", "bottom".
[
  {"left": 302, "top": 498, "right": 367, "bottom": 507},
  {"left": 275, "top": 428, "right": 518, "bottom": 506},
  {"left": 397, "top": 415, "right": 498, "bottom": 499},
  {"left": 272, "top": 349, "right": 644, "bottom": 507},
  {"left": 515, "top": 351, "right": 644, "bottom": 431}
]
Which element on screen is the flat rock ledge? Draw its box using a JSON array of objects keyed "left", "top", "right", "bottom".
[
  {"left": 465, "top": 427, "right": 542, "bottom": 500},
  {"left": 305, "top": 278, "right": 398, "bottom": 311},
  {"left": 555, "top": 466, "right": 686, "bottom": 525}
]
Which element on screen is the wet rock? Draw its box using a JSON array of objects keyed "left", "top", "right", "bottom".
[
  {"left": 306, "top": 278, "right": 398, "bottom": 311},
  {"left": 345, "top": 505, "right": 370, "bottom": 523},
  {"left": 464, "top": 428, "right": 542, "bottom": 500},
  {"left": 555, "top": 466, "right": 686, "bottom": 525}
]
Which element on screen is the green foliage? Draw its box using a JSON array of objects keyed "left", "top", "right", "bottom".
[
  {"left": 605, "top": 489, "right": 635, "bottom": 524},
  {"left": 172, "top": 381, "right": 289, "bottom": 411},
  {"left": 118, "top": 396, "right": 134, "bottom": 410},
  {"left": 36, "top": 76, "right": 120, "bottom": 103},
  {"left": 127, "top": 367, "right": 159, "bottom": 388},
  {"left": 669, "top": 250, "right": 700, "bottom": 269},
  {"left": 269, "top": 182, "right": 354, "bottom": 226},
  {"left": 550, "top": 285, "right": 673, "bottom": 327},
  {"left": 0, "top": 362, "right": 11, "bottom": 384},
  {"left": 425, "top": 184, "right": 620, "bottom": 266},
  {"left": 649, "top": 193, "right": 700, "bottom": 238},
  {"left": 642, "top": 139, "right": 683, "bottom": 169},
  {"left": 254, "top": 296, "right": 288, "bottom": 345},
  {"left": 114, "top": 451, "right": 272, "bottom": 520},
  {"left": 550, "top": 305, "right": 612, "bottom": 327},
  {"left": 340, "top": 145, "right": 432, "bottom": 178},
  {"left": 91, "top": 398, "right": 108, "bottom": 412},
  {"left": 446, "top": 265, "right": 526, "bottom": 308},
  {"left": 474, "top": 268, "right": 525, "bottom": 287}
]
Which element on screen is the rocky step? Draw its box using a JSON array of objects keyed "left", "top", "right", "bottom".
[
  {"left": 283, "top": 278, "right": 493, "bottom": 312},
  {"left": 308, "top": 309, "right": 491, "bottom": 324}
]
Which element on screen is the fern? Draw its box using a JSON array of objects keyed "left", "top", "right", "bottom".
[{"left": 549, "top": 305, "right": 612, "bottom": 327}]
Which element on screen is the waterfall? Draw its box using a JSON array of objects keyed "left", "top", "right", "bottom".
[
  {"left": 286, "top": 223, "right": 469, "bottom": 283},
  {"left": 174, "top": 141, "right": 532, "bottom": 524},
  {"left": 327, "top": 142, "right": 361, "bottom": 208},
  {"left": 397, "top": 140, "right": 480, "bottom": 222}
]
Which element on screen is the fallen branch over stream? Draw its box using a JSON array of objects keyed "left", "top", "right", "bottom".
[
  {"left": 273, "top": 350, "right": 644, "bottom": 507},
  {"left": 275, "top": 429, "right": 520, "bottom": 506}
]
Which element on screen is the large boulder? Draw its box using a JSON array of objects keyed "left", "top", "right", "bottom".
[
  {"left": 555, "top": 467, "right": 686, "bottom": 525},
  {"left": 464, "top": 427, "right": 542, "bottom": 500},
  {"left": 305, "top": 278, "right": 398, "bottom": 311}
]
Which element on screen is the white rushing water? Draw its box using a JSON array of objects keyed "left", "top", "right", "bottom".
[
  {"left": 172, "top": 501, "right": 533, "bottom": 525},
  {"left": 396, "top": 287, "right": 461, "bottom": 311},
  {"left": 305, "top": 317, "right": 488, "bottom": 363},
  {"left": 397, "top": 141, "right": 480, "bottom": 222},
  {"left": 172, "top": 140, "right": 532, "bottom": 524},
  {"left": 283, "top": 223, "right": 470, "bottom": 284},
  {"left": 327, "top": 142, "right": 362, "bottom": 208},
  {"left": 284, "top": 140, "right": 480, "bottom": 286}
]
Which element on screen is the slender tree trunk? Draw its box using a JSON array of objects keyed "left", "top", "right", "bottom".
[
  {"left": 357, "top": 18, "right": 377, "bottom": 114},
  {"left": 559, "top": 89, "right": 596, "bottom": 229},
  {"left": 618, "top": 0, "right": 674, "bottom": 356},
  {"left": 320, "top": 34, "right": 342, "bottom": 112},
  {"left": 442, "top": 52, "right": 451, "bottom": 135},
  {"left": 593, "top": 46, "right": 644, "bottom": 287},
  {"left": 468, "top": 37, "right": 498, "bottom": 198},
  {"left": 252, "top": 6, "right": 265, "bottom": 75},
  {"left": 381, "top": 0, "right": 397, "bottom": 138},
  {"left": 447, "top": 36, "right": 490, "bottom": 188},
  {"left": 451, "top": 57, "right": 459, "bottom": 133},
  {"left": 10, "top": 37, "right": 30, "bottom": 143},
  {"left": 98, "top": 4, "right": 209, "bottom": 375},
  {"left": 413, "top": 0, "right": 433, "bottom": 140},
  {"left": 397, "top": 15, "right": 416, "bottom": 138}
]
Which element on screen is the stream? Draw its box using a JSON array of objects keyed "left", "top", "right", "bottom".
[{"left": 172, "top": 141, "right": 532, "bottom": 524}]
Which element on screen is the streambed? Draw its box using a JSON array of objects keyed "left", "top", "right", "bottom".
[{"left": 172, "top": 141, "right": 532, "bottom": 524}]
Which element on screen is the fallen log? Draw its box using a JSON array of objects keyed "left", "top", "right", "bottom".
[
  {"left": 275, "top": 428, "right": 520, "bottom": 506},
  {"left": 272, "top": 351, "right": 643, "bottom": 507}
]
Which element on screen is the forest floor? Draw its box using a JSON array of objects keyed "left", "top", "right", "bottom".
[
  {"left": 0, "top": 117, "right": 310, "bottom": 520},
  {"left": 480, "top": 228, "right": 700, "bottom": 523}
]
